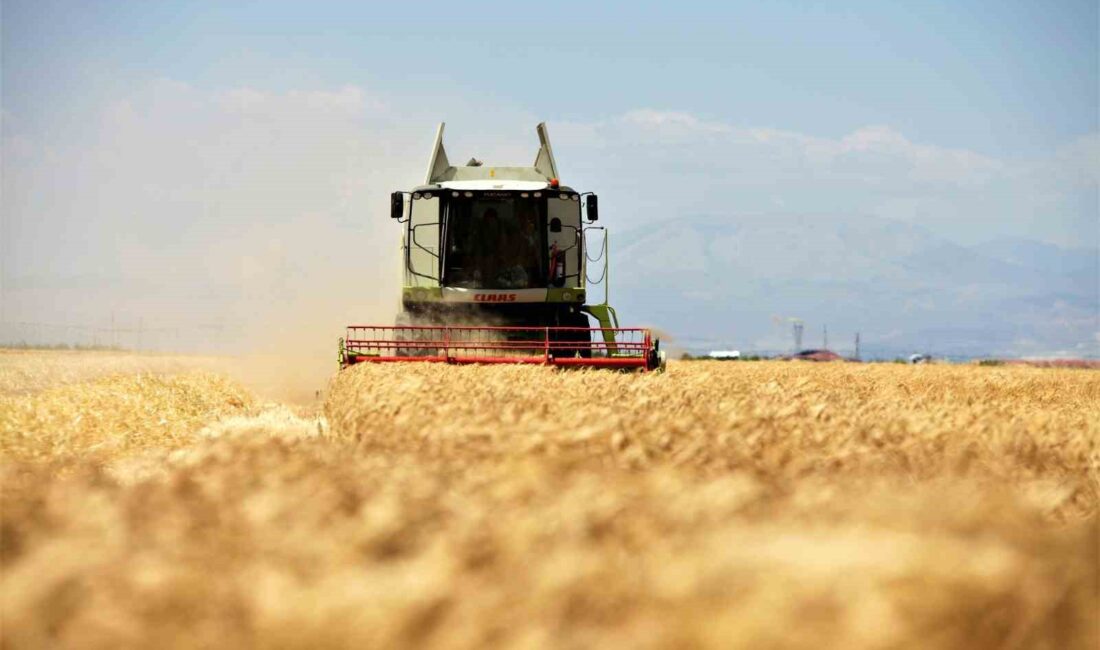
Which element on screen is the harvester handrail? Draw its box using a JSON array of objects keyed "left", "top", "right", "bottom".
[
  {"left": 346, "top": 324, "right": 646, "bottom": 332},
  {"left": 341, "top": 324, "right": 661, "bottom": 371}
]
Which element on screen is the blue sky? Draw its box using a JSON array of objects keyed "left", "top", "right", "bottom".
[
  {"left": 1, "top": 1, "right": 1097, "bottom": 351},
  {"left": 6, "top": 1, "right": 1096, "bottom": 154}
]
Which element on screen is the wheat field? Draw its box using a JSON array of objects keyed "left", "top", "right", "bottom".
[{"left": 1, "top": 350, "right": 1097, "bottom": 649}]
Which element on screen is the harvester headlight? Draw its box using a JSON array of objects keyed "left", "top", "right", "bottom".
[
  {"left": 571, "top": 195, "right": 579, "bottom": 201},
  {"left": 412, "top": 192, "right": 421, "bottom": 200},
  {"left": 558, "top": 194, "right": 570, "bottom": 200},
  {"left": 422, "top": 192, "right": 432, "bottom": 199},
  {"left": 577, "top": 291, "right": 585, "bottom": 302},
  {"left": 452, "top": 191, "right": 459, "bottom": 197},
  {"left": 562, "top": 291, "right": 573, "bottom": 301},
  {"left": 464, "top": 191, "right": 474, "bottom": 198},
  {"left": 520, "top": 192, "right": 529, "bottom": 198},
  {"left": 533, "top": 192, "right": 542, "bottom": 198}
]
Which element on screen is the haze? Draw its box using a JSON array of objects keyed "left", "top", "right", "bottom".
[{"left": 2, "top": 1, "right": 1097, "bottom": 358}]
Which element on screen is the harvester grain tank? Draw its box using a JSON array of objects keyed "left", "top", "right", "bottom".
[{"left": 339, "top": 123, "right": 665, "bottom": 371}]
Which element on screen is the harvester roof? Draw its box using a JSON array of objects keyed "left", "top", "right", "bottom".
[
  {"left": 422, "top": 122, "right": 562, "bottom": 188},
  {"left": 411, "top": 179, "right": 577, "bottom": 193}
]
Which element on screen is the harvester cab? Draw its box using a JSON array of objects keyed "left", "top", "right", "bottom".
[{"left": 340, "top": 123, "right": 665, "bottom": 371}]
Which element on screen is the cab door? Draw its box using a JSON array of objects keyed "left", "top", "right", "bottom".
[
  {"left": 547, "top": 193, "right": 582, "bottom": 287},
  {"left": 406, "top": 193, "right": 440, "bottom": 287}
]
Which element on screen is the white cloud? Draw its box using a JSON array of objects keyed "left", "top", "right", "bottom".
[
  {"left": 1021, "top": 132, "right": 1100, "bottom": 189},
  {"left": 559, "top": 111, "right": 1009, "bottom": 192},
  {"left": 745, "top": 124, "right": 1004, "bottom": 186},
  {"left": 554, "top": 108, "right": 1095, "bottom": 245},
  {"left": 218, "top": 87, "right": 268, "bottom": 113},
  {"left": 619, "top": 109, "right": 733, "bottom": 134},
  {"left": 218, "top": 84, "right": 384, "bottom": 116}
]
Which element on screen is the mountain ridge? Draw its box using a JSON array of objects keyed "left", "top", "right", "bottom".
[{"left": 607, "top": 214, "right": 1098, "bottom": 358}]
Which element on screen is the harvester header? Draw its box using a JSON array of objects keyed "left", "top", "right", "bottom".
[{"left": 340, "top": 123, "right": 664, "bottom": 371}]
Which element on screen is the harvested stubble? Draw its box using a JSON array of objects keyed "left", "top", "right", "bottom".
[
  {"left": 1, "top": 357, "right": 1097, "bottom": 649},
  {"left": 1, "top": 373, "right": 253, "bottom": 463},
  {"left": 0, "top": 349, "right": 231, "bottom": 396}
]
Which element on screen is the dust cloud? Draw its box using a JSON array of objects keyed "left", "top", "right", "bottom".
[
  {"left": 3, "top": 80, "right": 436, "bottom": 399},
  {"left": 232, "top": 273, "right": 401, "bottom": 404}
]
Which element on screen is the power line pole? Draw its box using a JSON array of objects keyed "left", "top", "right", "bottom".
[
  {"left": 855, "top": 332, "right": 861, "bottom": 361},
  {"left": 792, "top": 321, "right": 804, "bottom": 354},
  {"left": 823, "top": 325, "right": 828, "bottom": 351}
]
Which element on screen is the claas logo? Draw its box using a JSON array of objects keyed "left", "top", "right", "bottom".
[{"left": 474, "top": 294, "right": 517, "bottom": 302}]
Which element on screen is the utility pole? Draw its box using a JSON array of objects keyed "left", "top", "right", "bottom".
[
  {"left": 855, "top": 332, "right": 861, "bottom": 361},
  {"left": 792, "top": 321, "right": 804, "bottom": 354},
  {"left": 823, "top": 325, "right": 828, "bottom": 351}
]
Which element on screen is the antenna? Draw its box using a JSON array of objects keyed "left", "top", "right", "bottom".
[{"left": 792, "top": 320, "right": 804, "bottom": 353}]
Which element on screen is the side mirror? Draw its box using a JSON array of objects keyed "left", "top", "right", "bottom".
[
  {"left": 390, "top": 192, "right": 404, "bottom": 220},
  {"left": 549, "top": 217, "right": 562, "bottom": 233},
  {"left": 586, "top": 194, "right": 598, "bottom": 221}
]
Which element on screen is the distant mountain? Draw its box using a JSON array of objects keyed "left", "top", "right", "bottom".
[
  {"left": 606, "top": 215, "right": 1098, "bottom": 358},
  {"left": 974, "top": 237, "right": 1097, "bottom": 280}
]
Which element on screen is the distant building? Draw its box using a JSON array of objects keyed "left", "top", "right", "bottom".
[
  {"left": 791, "top": 349, "right": 842, "bottom": 362},
  {"left": 707, "top": 350, "right": 741, "bottom": 360}
]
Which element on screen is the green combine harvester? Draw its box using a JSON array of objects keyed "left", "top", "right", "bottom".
[{"left": 340, "top": 123, "right": 664, "bottom": 371}]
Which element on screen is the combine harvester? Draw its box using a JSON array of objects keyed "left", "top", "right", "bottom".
[{"left": 339, "top": 123, "right": 665, "bottom": 372}]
